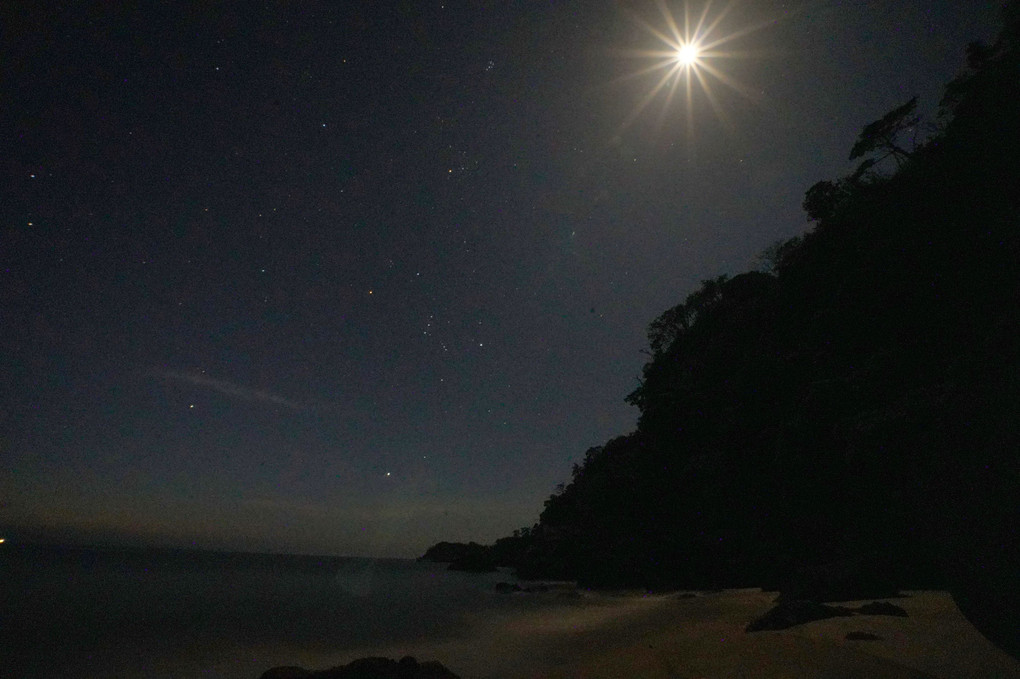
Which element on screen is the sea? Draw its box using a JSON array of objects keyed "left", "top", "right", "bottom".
[{"left": 0, "top": 542, "right": 537, "bottom": 679}]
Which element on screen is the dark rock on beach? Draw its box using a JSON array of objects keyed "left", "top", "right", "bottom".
[
  {"left": 845, "top": 632, "right": 883, "bottom": 641},
  {"left": 855, "top": 601, "right": 907, "bottom": 617},
  {"left": 746, "top": 597, "right": 910, "bottom": 633},
  {"left": 745, "top": 600, "right": 855, "bottom": 632},
  {"left": 260, "top": 656, "right": 459, "bottom": 679},
  {"left": 495, "top": 581, "right": 522, "bottom": 593}
]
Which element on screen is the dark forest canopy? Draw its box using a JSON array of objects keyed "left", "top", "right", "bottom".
[{"left": 426, "top": 0, "right": 1020, "bottom": 658}]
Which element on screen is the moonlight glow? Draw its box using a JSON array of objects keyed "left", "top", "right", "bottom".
[
  {"left": 614, "top": 0, "right": 768, "bottom": 138},
  {"left": 676, "top": 43, "right": 700, "bottom": 65}
]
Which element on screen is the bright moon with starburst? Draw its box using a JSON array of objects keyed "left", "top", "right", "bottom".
[
  {"left": 614, "top": 0, "right": 768, "bottom": 138},
  {"left": 676, "top": 43, "right": 700, "bottom": 66}
]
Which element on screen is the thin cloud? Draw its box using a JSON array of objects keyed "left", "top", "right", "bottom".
[{"left": 161, "top": 370, "right": 306, "bottom": 411}]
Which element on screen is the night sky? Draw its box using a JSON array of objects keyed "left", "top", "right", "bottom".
[{"left": 1, "top": 1, "right": 1001, "bottom": 557}]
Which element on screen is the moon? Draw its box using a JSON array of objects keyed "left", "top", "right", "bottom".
[
  {"left": 613, "top": 1, "right": 771, "bottom": 139},
  {"left": 676, "top": 43, "right": 700, "bottom": 66}
]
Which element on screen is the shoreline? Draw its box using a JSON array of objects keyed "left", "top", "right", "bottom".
[{"left": 263, "top": 589, "right": 1020, "bottom": 679}]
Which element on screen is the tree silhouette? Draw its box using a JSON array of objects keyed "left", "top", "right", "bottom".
[
  {"left": 802, "top": 180, "right": 845, "bottom": 221},
  {"left": 434, "top": 4, "right": 1020, "bottom": 656},
  {"left": 848, "top": 96, "right": 920, "bottom": 167}
]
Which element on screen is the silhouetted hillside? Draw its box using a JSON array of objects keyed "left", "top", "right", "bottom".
[{"left": 427, "top": 0, "right": 1020, "bottom": 658}]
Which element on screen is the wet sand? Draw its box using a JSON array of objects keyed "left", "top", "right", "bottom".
[{"left": 287, "top": 589, "right": 1020, "bottom": 679}]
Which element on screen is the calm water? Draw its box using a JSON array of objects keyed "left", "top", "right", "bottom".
[{"left": 0, "top": 543, "right": 528, "bottom": 679}]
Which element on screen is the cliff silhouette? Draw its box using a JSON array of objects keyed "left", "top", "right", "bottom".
[{"left": 424, "top": 0, "right": 1020, "bottom": 659}]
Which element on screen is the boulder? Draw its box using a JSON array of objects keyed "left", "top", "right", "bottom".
[
  {"left": 745, "top": 600, "right": 855, "bottom": 632},
  {"left": 845, "top": 632, "right": 882, "bottom": 641},
  {"left": 855, "top": 601, "right": 907, "bottom": 617}
]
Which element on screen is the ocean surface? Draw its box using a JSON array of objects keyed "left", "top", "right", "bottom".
[{"left": 1, "top": 542, "right": 537, "bottom": 679}]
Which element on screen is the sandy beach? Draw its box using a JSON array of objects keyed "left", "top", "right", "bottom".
[{"left": 277, "top": 589, "right": 1020, "bottom": 679}]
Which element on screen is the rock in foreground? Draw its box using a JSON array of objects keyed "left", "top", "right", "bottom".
[
  {"left": 260, "top": 656, "right": 459, "bottom": 679},
  {"left": 746, "top": 597, "right": 911, "bottom": 632},
  {"left": 855, "top": 601, "right": 907, "bottom": 617},
  {"left": 745, "top": 600, "right": 855, "bottom": 632}
]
